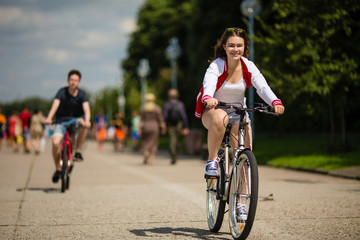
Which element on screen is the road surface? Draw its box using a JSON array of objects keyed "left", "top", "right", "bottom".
[{"left": 0, "top": 139, "right": 359, "bottom": 239}]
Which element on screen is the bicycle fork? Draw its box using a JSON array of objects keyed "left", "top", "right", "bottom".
[
  {"left": 231, "top": 126, "right": 250, "bottom": 205},
  {"left": 60, "top": 131, "right": 72, "bottom": 170}
]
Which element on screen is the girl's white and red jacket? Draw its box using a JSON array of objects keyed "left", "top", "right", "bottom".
[{"left": 195, "top": 57, "right": 283, "bottom": 119}]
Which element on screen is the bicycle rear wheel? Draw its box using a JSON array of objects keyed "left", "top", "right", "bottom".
[
  {"left": 61, "top": 144, "right": 69, "bottom": 193},
  {"left": 229, "top": 150, "right": 258, "bottom": 240},
  {"left": 206, "top": 159, "right": 226, "bottom": 232}
]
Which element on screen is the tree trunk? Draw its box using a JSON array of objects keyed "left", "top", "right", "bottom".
[
  {"left": 327, "top": 93, "right": 336, "bottom": 146},
  {"left": 340, "top": 100, "right": 348, "bottom": 151}
]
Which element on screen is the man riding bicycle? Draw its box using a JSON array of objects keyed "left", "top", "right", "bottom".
[{"left": 45, "top": 69, "right": 91, "bottom": 183}]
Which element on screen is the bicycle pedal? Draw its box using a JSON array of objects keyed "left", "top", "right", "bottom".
[{"left": 204, "top": 174, "right": 219, "bottom": 179}]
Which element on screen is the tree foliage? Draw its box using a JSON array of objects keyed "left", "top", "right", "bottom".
[
  {"left": 256, "top": 0, "right": 360, "bottom": 148},
  {"left": 0, "top": 97, "right": 52, "bottom": 117},
  {"left": 122, "top": 0, "right": 246, "bottom": 126},
  {"left": 92, "top": 87, "right": 120, "bottom": 122},
  {"left": 120, "top": 0, "right": 360, "bottom": 145},
  {"left": 121, "top": 0, "right": 192, "bottom": 118}
]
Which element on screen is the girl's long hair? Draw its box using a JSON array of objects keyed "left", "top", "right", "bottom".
[{"left": 209, "top": 28, "right": 249, "bottom": 63}]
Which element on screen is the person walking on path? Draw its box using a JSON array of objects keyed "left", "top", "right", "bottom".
[
  {"left": 0, "top": 106, "right": 6, "bottom": 152},
  {"left": 19, "top": 106, "right": 32, "bottom": 153},
  {"left": 112, "top": 112, "right": 126, "bottom": 152},
  {"left": 163, "top": 89, "right": 189, "bottom": 164},
  {"left": 195, "top": 27, "right": 285, "bottom": 178},
  {"left": 29, "top": 109, "right": 44, "bottom": 154},
  {"left": 139, "top": 93, "right": 166, "bottom": 165},
  {"left": 130, "top": 110, "right": 140, "bottom": 151},
  {"left": 8, "top": 111, "right": 22, "bottom": 152},
  {"left": 94, "top": 110, "right": 107, "bottom": 152},
  {"left": 45, "top": 69, "right": 91, "bottom": 183}
]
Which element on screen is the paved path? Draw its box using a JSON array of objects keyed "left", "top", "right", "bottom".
[{"left": 0, "top": 140, "right": 359, "bottom": 239}]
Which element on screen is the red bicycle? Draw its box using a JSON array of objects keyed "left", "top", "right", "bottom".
[{"left": 53, "top": 119, "right": 80, "bottom": 193}]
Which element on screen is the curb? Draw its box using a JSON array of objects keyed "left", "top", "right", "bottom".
[{"left": 278, "top": 166, "right": 360, "bottom": 181}]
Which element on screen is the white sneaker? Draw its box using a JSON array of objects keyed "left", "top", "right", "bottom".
[
  {"left": 236, "top": 204, "right": 248, "bottom": 221},
  {"left": 205, "top": 160, "right": 219, "bottom": 177}
]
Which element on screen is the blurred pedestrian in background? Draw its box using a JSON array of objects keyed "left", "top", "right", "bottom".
[
  {"left": 131, "top": 110, "right": 140, "bottom": 151},
  {"left": 8, "top": 111, "right": 22, "bottom": 152},
  {"left": 19, "top": 106, "right": 32, "bottom": 153},
  {"left": 94, "top": 110, "right": 107, "bottom": 152},
  {"left": 112, "top": 112, "right": 126, "bottom": 152},
  {"left": 30, "top": 109, "right": 44, "bottom": 154},
  {"left": 163, "top": 89, "right": 189, "bottom": 164},
  {"left": 0, "top": 106, "right": 6, "bottom": 152},
  {"left": 139, "top": 93, "right": 166, "bottom": 165}
]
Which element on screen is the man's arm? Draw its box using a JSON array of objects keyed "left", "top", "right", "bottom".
[
  {"left": 163, "top": 102, "right": 169, "bottom": 123},
  {"left": 45, "top": 99, "right": 60, "bottom": 124},
  {"left": 82, "top": 101, "right": 91, "bottom": 128}
]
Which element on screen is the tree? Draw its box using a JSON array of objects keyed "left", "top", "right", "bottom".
[
  {"left": 122, "top": 0, "right": 247, "bottom": 127},
  {"left": 0, "top": 97, "right": 52, "bottom": 117},
  {"left": 92, "top": 87, "right": 119, "bottom": 122},
  {"left": 122, "top": 0, "right": 192, "bottom": 119},
  {"left": 256, "top": 0, "right": 360, "bottom": 150}
]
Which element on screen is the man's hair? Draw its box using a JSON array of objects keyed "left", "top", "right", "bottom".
[
  {"left": 68, "top": 69, "right": 82, "bottom": 80},
  {"left": 168, "top": 89, "right": 179, "bottom": 99}
]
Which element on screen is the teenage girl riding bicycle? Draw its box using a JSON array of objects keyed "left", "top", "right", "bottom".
[
  {"left": 45, "top": 69, "right": 91, "bottom": 183},
  {"left": 195, "top": 27, "right": 285, "bottom": 178}
]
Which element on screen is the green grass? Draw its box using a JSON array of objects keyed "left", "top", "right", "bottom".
[
  {"left": 156, "top": 134, "right": 360, "bottom": 171},
  {"left": 253, "top": 135, "right": 360, "bottom": 171}
]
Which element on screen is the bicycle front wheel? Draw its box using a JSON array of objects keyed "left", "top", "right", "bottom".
[
  {"left": 61, "top": 144, "right": 69, "bottom": 193},
  {"left": 66, "top": 174, "right": 70, "bottom": 190},
  {"left": 229, "top": 150, "right": 258, "bottom": 240},
  {"left": 206, "top": 160, "right": 226, "bottom": 232}
]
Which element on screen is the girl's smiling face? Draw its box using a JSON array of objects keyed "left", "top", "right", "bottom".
[{"left": 223, "top": 36, "right": 245, "bottom": 60}]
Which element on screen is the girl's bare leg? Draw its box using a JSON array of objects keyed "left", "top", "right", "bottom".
[{"left": 201, "top": 109, "right": 228, "bottom": 160}]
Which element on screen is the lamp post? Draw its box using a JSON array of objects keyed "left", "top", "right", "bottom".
[
  {"left": 118, "top": 72, "right": 125, "bottom": 114},
  {"left": 241, "top": 0, "right": 261, "bottom": 136},
  {"left": 166, "top": 37, "right": 181, "bottom": 89},
  {"left": 137, "top": 59, "right": 150, "bottom": 107}
]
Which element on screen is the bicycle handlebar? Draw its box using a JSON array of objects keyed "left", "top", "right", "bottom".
[
  {"left": 46, "top": 119, "right": 86, "bottom": 128},
  {"left": 215, "top": 101, "right": 278, "bottom": 116}
]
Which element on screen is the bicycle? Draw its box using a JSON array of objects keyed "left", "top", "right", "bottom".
[
  {"left": 52, "top": 119, "right": 81, "bottom": 193},
  {"left": 205, "top": 101, "right": 277, "bottom": 240}
]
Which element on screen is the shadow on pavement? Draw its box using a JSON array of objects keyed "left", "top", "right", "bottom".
[
  {"left": 16, "top": 187, "right": 60, "bottom": 193},
  {"left": 130, "top": 226, "right": 229, "bottom": 239}
]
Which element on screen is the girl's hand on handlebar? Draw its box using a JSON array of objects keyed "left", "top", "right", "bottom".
[
  {"left": 204, "top": 98, "right": 218, "bottom": 108},
  {"left": 274, "top": 105, "right": 285, "bottom": 115}
]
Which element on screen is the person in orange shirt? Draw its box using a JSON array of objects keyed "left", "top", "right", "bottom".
[{"left": 94, "top": 110, "right": 107, "bottom": 152}]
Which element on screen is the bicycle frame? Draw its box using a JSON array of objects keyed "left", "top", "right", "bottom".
[
  {"left": 60, "top": 128, "right": 72, "bottom": 170},
  {"left": 218, "top": 116, "right": 250, "bottom": 202},
  {"left": 206, "top": 102, "right": 276, "bottom": 238}
]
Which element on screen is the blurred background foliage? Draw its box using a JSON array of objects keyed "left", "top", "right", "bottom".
[{"left": 1, "top": 0, "right": 359, "bottom": 152}]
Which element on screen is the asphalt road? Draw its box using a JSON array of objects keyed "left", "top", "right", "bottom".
[{"left": 0, "top": 139, "right": 359, "bottom": 240}]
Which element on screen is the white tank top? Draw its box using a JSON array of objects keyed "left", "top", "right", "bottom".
[{"left": 213, "top": 78, "right": 246, "bottom": 104}]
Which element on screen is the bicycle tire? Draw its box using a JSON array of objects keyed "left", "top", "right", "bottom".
[
  {"left": 66, "top": 174, "right": 70, "bottom": 189},
  {"left": 66, "top": 161, "right": 73, "bottom": 190},
  {"left": 206, "top": 158, "right": 226, "bottom": 232},
  {"left": 228, "top": 150, "right": 258, "bottom": 240},
  {"left": 61, "top": 144, "right": 69, "bottom": 193}
]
